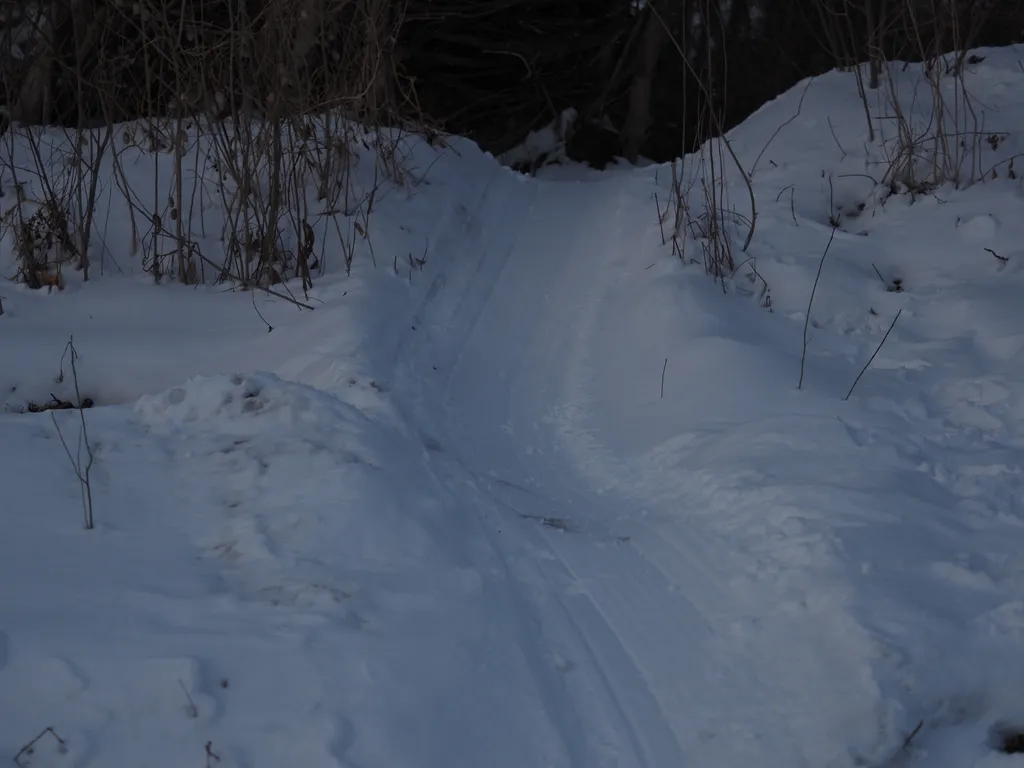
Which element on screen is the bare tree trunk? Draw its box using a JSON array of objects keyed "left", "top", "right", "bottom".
[
  {"left": 289, "top": 0, "right": 326, "bottom": 68},
  {"left": 362, "top": 0, "right": 399, "bottom": 119},
  {"left": 622, "top": 4, "right": 667, "bottom": 163},
  {"left": 866, "top": 0, "right": 887, "bottom": 89},
  {"left": 12, "top": 4, "right": 63, "bottom": 125}
]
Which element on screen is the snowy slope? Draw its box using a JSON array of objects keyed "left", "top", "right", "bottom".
[{"left": 6, "top": 47, "right": 1024, "bottom": 768}]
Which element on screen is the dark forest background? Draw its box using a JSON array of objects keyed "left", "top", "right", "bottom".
[{"left": 1, "top": 0, "right": 1021, "bottom": 165}]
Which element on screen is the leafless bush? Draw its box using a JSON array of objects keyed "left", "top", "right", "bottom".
[
  {"left": 692, "top": 127, "right": 736, "bottom": 281},
  {"left": 658, "top": 131, "right": 769, "bottom": 308},
  {"left": 876, "top": 41, "right": 986, "bottom": 190},
  {"left": 1, "top": 0, "right": 417, "bottom": 294},
  {"left": 656, "top": 157, "right": 691, "bottom": 261},
  {"left": 812, "top": 0, "right": 999, "bottom": 190},
  {"left": 104, "top": 0, "right": 401, "bottom": 290},
  {"left": 654, "top": 0, "right": 767, "bottom": 302},
  {"left": 2, "top": 192, "right": 73, "bottom": 290},
  {"left": 1, "top": 122, "right": 113, "bottom": 288},
  {"left": 0, "top": 0, "right": 123, "bottom": 285}
]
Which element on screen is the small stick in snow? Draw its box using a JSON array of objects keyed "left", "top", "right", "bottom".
[
  {"left": 827, "top": 116, "right": 847, "bottom": 159},
  {"left": 13, "top": 727, "right": 67, "bottom": 767},
  {"left": 660, "top": 357, "right": 668, "bottom": 399},
  {"left": 902, "top": 719, "right": 924, "bottom": 751},
  {"left": 984, "top": 247, "right": 1009, "bottom": 263},
  {"left": 654, "top": 192, "right": 667, "bottom": 246},
  {"left": 750, "top": 74, "right": 816, "bottom": 175},
  {"left": 871, "top": 264, "right": 888, "bottom": 287},
  {"left": 52, "top": 338, "right": 95, "bottom": 530},
  {"left": 197, "top": 253, "right": 315, "bottom": 311},
  {"left": 827, "top": 175, "right": 840, "bottom": 228},
  {"left": 798, "top": 226, "right": 837, "bottom": 390},
  {"left": 251, "top": 288, "right": 273, "bottom": 334},
  {"left": 179, "top": 678, "right": 199, "bottom": 718},
  {"left": 844, "top": 309, "right": 902, "bottom": 401},
  {"left": 775, "top": 185, "right": 799, "bottom": 227},
  {"left": 205, "top": 741, "right": 221, "bottom": 768}
]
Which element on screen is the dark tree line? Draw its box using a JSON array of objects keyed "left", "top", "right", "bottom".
[{"left": 0, "top": 0, "right": 1021, "bottom": 164}]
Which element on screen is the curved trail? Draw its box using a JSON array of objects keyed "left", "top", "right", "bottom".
[{"left": 378, "top": 166, "right": 857, "bottom": 768}]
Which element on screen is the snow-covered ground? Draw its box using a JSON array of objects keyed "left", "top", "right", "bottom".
[{"left": 5, "top": 47, "right": 1024, "bottom": 768}]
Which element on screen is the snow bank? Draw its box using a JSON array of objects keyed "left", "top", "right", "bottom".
[{"left": 0, "top": 368, "right": 576, "bottom": 767}]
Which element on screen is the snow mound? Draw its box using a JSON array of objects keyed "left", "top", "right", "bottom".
[{"left": 135, "top": 372, "right": 366, "bottom": 436}]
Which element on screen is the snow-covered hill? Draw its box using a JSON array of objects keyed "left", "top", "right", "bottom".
[{"left": 5, "top": 47, "right": 1024, "bottom": 768}]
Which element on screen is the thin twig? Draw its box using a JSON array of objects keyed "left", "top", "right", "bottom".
[
  {"left": 751, "top": 75, "right": 816, "bottom": 175},
  {"left": 775, "top": 184, "right": 799, "bottom": 226},
  {"left": 845, "top": 309, "right": 902, "bottom": 401},
  {"left": 871, "top": 263, "right": 889, "bottom": 287},
  {"left": 902, "top": 719, "right": 924, "bottom": 751},
  {"left": 251, "top": 287, "right": 273, "bottom": 333},
  {"left": 52, "top": 337, "right": 95, "bottom": 529},
  {"left": 13, "top": 727, "right": 66, "bottom": 767},
  {"left": 775, "top": 184, "right": 794, "bottom": 203},
  {"left": 654, "top": 192, "right": 667, "bottom": 246},
  {"left": 197, "top": 253, "right": 316, "bottom": 310},
  {"left": 827, "top": 116, "right": 847, "bottom": 158},
  {"left": 828, "top": 174, "right": 837, "bottom": 226},
  {"left": 179, "top": 679, "right": 198, "bottom": 718},
  {"left": 660, "top": 357, "right": 668, "bottom": 399},
  {"left": 836, "top": 173, "right": 880, "bottom": 185},
  {"left": 799, "top": 227, "right": 837, "bottom": 390},
  {"left": 205, "top": 741, "right": 221, "bottom": 768}
]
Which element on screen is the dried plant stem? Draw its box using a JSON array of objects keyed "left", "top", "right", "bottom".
[
  {"left": 51, "top": 337, "right": 95, "bottom": 530},
  {"left": 845, "top": 309, "right": 903, "bottom": 401},
  {"left": 799, "top": 226, "right": 837, "bottom": 390}
]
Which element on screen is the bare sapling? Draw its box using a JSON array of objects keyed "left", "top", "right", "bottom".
[
  {"left": 51, "top": 337, "right": 95, "bottom": 530},
  {"left": 845, "top": 309, "right": 902, "bottom": 400},
  {"left": 799, "top": 223, "right": 838, "bottom": 390}
]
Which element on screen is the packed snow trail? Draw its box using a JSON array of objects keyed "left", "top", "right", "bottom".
[{"left": 381, "top": 165, "right": 884, "bottom": 768}]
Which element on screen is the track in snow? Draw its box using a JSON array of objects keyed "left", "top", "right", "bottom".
[{"left": 388, "top": 167, "right": 871, "bottom": 768}]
